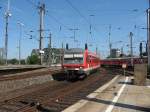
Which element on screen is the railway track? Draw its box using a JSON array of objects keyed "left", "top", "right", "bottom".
[
  {"left": 0, "top": 67, "right": 61, "bottom": 81},
  {"left": 103, "top": 66, "right": 150, "bottom": 79},
  {"left": 0, "top": 68, "right": 119, "bottom": 112},
  {"left": 103, "top": 67, "right": 134, "bottom": 75},
  {"left": 0, "top": 66, "right": 47, "bottom": 76}
]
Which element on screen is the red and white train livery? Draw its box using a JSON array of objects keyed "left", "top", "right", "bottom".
[
  {"left": 62, "top": 44, "right": 100, "bottom": 79},
  {"left": 101, "top": 56, "right": 147, "bottom": 67}
]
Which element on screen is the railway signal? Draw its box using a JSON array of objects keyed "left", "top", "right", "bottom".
[
  {"left": 17, "top": 22, "right": 24, "bottom": 65},
  {"left": 122, "top": 64, "right": 127, "bottom": 76},
  {"left": 139, "top": 42, "right": 143, "bottom": 58}
]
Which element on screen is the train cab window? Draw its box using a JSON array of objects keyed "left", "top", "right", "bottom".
[
  {"left": 64, "top": 53, "right": 83, "bottom": 64},
  {"left": 64, "top": 57, "right": 83, "bottom": 64}
]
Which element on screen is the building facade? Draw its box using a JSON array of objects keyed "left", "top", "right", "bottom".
[
  {"left": 110, "top": 48, "right": 121, "bottom": 58},
  {"left": 31, "top": 48, "right": 63, "bottom": 65}
]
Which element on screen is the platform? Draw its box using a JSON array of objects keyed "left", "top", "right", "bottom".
[
  {"left": 0, "top": 65, "right": 46, "bottom": 70},
  {"left": 0, "top": 64, "right": 61, "bottom": 70},
  {"left": 63, "top": 76, "right": 150, "bottom": 112},
  {"left": 0, "top": 67, "right": 62, "bottom": 94}
]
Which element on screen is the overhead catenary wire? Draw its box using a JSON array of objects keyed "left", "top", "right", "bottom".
[
  {"left": 26, "top": 0, "right": 71, "bottom": 30},
  {"left": 65, "top": 0, "right": 98, "bottom": 33},
  {"left": 26, "top": 0, "right": 76, "bottom": 50},
  {"left": 25, "top": 0, "right": 71, "bottom": 44},
  {"left": 26, "top": 0, "right": 37, "bottom": 8},
  {"left": 26, "top": 0, "right": 99, "bottom": 41},
  {"left": 65, "top": 0, "right": 90, "bottom": 24},
  {"left": 46, "top": 13, "right": 70, "bottom": 30}
]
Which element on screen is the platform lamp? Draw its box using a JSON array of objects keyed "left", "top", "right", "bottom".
[{"left": 17, "top": 21, "right": 24, "bottom": 65}]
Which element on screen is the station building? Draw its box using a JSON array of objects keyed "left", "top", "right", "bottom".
[{"left": 31, "top": 48, "right": 63, "bottom": 65}]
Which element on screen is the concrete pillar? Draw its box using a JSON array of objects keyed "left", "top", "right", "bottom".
[{"left": 134, "top": 64, "right": 147, "bottom": 86}]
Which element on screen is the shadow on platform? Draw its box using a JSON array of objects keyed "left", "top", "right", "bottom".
[{"left": 86, "top": 97, "right": 150, "bottom": 112}]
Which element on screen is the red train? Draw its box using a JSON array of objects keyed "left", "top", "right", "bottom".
[
  {"left": 62, "top": 44, "right": 100, "bottom": 79},
  {"left": 101, "top": 56, "right": 148, "bottom": 68}
]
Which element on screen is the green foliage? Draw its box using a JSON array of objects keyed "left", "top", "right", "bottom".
[
  {"left": 0, "top": 59, "right": 4, "bottom": 65},
  {"left": 9, "top": 58, "right": 18, "bottom": 64},
  {"left": 107, "top": 56, "right": 111, "bottom": 59},
  {"left": 27, "top": 54, "right": 40, "bottom": 64},
  {"left": 107, "top": 55, "right": 116, "bottom": 58},
  {"left": 20, "top": 59, "right": 26, "bottom": 64}
]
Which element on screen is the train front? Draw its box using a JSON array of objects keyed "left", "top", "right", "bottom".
[{"left": 62, "top": 48, "right": 85, "bottom": 79}]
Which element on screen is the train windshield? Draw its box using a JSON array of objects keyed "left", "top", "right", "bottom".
[{"left": 64, "top": 54, "right": 83, "bottom": 64}]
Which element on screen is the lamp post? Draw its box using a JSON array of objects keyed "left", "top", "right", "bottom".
[{"left": 17, "top": 22, "right": 24, "bottom": 65}]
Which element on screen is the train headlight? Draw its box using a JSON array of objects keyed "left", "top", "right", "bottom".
[{"left": 80, "top": 67, "right": 83, "bottom": 69}]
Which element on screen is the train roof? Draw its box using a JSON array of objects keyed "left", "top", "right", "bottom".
[
  {"left": 64, "top": 48, "right": 84, "bottom": 54},
  {"left": 64, "top": 48, "right": 100, "bottom": 58},
  {"left": 102, "top": 56, "right": 147, "bottom": 60}
]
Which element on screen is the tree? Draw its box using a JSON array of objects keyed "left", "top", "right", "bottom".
[
  {"left": 20, "top": 59, "right": 26, "bottom": 64},
  {"left": 27, "top": 54, "right": 40, "bottom": 64},
  {"left": 9, "top": 58, "right": 18, "bottom": 64},
  {"left": 0, "top": 59, "right": 4, "bottom": 65}
]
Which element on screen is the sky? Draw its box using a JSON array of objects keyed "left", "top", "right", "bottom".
[{"left": 0, "top": 0, "right": 148, "bottom": 59}]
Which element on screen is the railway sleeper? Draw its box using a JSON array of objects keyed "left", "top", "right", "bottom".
[
  {"left": 65, "top": 96, "right": 83, "bottom": 101},
  {"left": 19, "top": 99, "right": 38, "bottom": 107},
  {"left": 48, "top": 99, "right": 80, "bottom": 111},
  {"left": 36, "top": 104, "right": 58, "bottom": 112},
  {"left": 4, "top": 103, "right": 23, "bottom": 108},
  {"left": 72, "top": 93, "right": 88, "bottom": 98},
  {"left": 0, "top": 106, "right": 16, "bottom": 112},
  {"left": 3, "top": 103, "right": 23, "bottom": 109},
  {"left": 0, "top": 102, "right": 27, "bottom": 112},
  {"left": 54, "top": 101, "right": 71, "bottom": 107},
  {"left": 49, "top": 102, "right": 68, "bottom": 108},
  {"left": 60, "top": 97, "right": 80, "bottom": 103},
  {"left": 2, "top": 104, "right": 20, "bottom": 111},
  {"left": 41, "top": 104, "right": 62, "bottom": 112}
]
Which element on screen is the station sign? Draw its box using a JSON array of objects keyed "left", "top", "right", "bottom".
[
  {"left": 122, "top": 64, "right": 127, "bottom": 69},
  {"left": 39, "top": 50, "right": 45, "bottom": 54}
]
